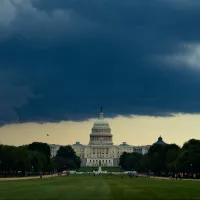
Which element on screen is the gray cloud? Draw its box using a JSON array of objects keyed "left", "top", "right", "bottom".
[
  {"left": 0, "top": 0, "right": 200, "bottom": 124},
  {"left": 0, "top": 69, "right": 36, "bottom": 124},
  {"left": 0, "top": 0, "right": 96, "bottom": 42}
]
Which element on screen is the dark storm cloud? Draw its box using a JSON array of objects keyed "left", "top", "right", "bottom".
[{"left": 1, "top": 0, "right": 200, "bottom": 124}]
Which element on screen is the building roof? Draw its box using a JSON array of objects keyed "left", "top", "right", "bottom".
[
  {"left": 154, "top": 136, "right": 167, "bottom": 145},
  {"left": 72, "top": 142, "right": 83, "bottom": 146},
  {"left": 92, "top": 113, "right": 110, "bottom": 129},
  {"left": 119, "top": 142, "right": 130, "bottom": 146},
  {"left": 91, "top": 110, "right": 111, "bottom": 134}
]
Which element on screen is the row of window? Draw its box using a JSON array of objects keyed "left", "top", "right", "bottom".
[
  {"left": 90, "top": 155, "right": 115, "bottom": 158},
  {"left": 74, "top": 148, "right": 149, "bottom": 156},
  {"left": 90, "top": 164, "right": 110, "bottom": 167},
  {"left": 92, "top": 129, "right": 111, "bottom": 133},
  {"left": 89, "top": 160, "right": 111, "bottom": 163},
  {"left": 118, "top": 148, "right": 132, "bottom": 151},
  {"left": 90, "top": 136, "right": 112, "bottom": 140}
]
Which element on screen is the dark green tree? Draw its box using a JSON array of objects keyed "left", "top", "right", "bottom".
[
  {"left": 55, "top": 145, "right": 81, "bottom": 171},
  {"left": 176, "top": 139, "right": 200, "bottom": 173},
  {"left": 139, "top": 154, "right": 150, "bottom": 172},
  {"left": 28, "top": 142, "right": 51, "bottom": 166},
  {"left": 119, "top": 152, "right": 129, "bottom": 169},
  {"left": 0, "top": 144, "right": 49, "bottom": 177},
  {"left": 124, "top": 152, "right": 142, "bottom": 171},
  {"left": 147, "top": 144, "right": 166, "bottom": 175},
  {"left": 165, "top": 144, "right": 181, "bottom": 172}
]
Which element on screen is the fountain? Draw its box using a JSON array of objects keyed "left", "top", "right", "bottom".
[
  {"left": 98, "top": 166, "right": 102, "bottom": 173},
  {"left": 93, "top": 166, "right": 107, "bottom": 175}
]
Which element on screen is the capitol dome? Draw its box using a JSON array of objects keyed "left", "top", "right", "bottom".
[
  {"left": 93, "top": 117, "right": 110, "bottom": 128},
  {"left": 89, "top": 108, "right": 113, "bottom": 145}
]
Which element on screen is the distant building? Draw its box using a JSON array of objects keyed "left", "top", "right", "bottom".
[
  {"left": 50, "top": 109, "right": 151, "bottom": 167},
  {"left": 153, "top": 136, "right": 167, "bottom": 145}
]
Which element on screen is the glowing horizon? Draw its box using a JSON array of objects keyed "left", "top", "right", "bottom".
[{"left": 0, "top": 114, "right": 199, "bottom": 148}]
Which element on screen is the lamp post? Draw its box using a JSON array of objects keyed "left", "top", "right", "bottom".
[
  {"left": 64, "top": 165, "right": 67, "bottom": 176},
  {"left": 0, "top": 160, "right": 1, "bottom": 177},
  {"left": 32, "top": 165, "right": 34, "bottom": 176}
]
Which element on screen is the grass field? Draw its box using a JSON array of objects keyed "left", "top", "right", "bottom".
[
  {"left": 102, "top": 167, "right": 123, "bottom": 172},
  {"left": 0, "top": 175, "right": 200, "bottom": 200}
]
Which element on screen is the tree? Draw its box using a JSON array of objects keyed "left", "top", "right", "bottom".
[
  {"left": 119, "top": 152, "right": 129, "bottom": 169},
  {"left": 0, "top": 145, "right": 17, "bottom": 175},
  {"left": 28, "top": 142, "right": 51, "bottom": 169},
  {"left": 139, "top": 154, "right": 150, "bottom": 172},
  {"left": 165, "top": 144, "right": 181, "bottom": 172},
  {"left": 124, "top": 153, "right": 142, "bottom": 171},
  {"left": 55, "top": 145, "right": 81, "bottom": 171},
  {"left": 119, "top": 152, "right": 142, "bottom": 171},
  {"left": 147, "top": 144, "right": 166, "bottom": 175},
  {"left": 176, "top": 139, "right": 200, "bottom": 173},
  {"left": 0, "top": 144, "right": 49, "bottom": 177},
  {"left": 31, "top": 151, "right": 47, "bottom": 172}
]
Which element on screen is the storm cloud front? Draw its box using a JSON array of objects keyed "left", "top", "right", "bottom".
[{"left": 1, "top": 0, "right": 200, "bottom": 124}]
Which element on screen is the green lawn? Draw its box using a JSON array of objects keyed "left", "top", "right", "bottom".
[
  {"left": 102, "top": 167, "right": 123, "bottom": 172},
  {"left": 76, "top": 167, "right": 98, "bottom": 172},
  {"left": 0, "top": 175, "right": 200, "bottom": 200}
]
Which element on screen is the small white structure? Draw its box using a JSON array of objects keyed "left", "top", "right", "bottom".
[
  {"left": 93, "top": 167, "right": 107, "bottom": 175},
  {"left": 50, "top": 108, "right": 151, "bottom": 167}
]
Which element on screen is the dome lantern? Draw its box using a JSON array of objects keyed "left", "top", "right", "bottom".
[{"left": 99, "top": 106, "right": 104, "bottom": 119}]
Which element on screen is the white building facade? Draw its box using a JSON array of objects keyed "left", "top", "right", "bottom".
[{"left": 50, "top": 110, "right": 150, "bottom": 167}]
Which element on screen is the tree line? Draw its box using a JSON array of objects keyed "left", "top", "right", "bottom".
[
  {"left": 1, "top": 138, "right": 200, "bottom": 177},
  {"left": 119, "top": 139, "right": 200, "bottom": 177},
  {"left": 0, "top": 142, "right": 80, "bottom": 177}
]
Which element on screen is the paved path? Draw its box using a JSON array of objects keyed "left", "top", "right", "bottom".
[
  {"left": 0, "top": 174, "right": 57, "bottom": 181},
  {"left": 1, "top": 174, "right": 199, "bottom": 181},
  {"left": 151, "top": 176, "right": 200, "bottom": 181}
]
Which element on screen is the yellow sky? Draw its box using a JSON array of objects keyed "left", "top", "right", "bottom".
[{"left": 0, "top": 114, "right": 199, "bottom": 147}]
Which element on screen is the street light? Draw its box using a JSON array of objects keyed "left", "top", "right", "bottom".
[
  {"left": 0, "top": 160, "right": 2, "bottom": 177},
  {"left": 32, "top": 166, "right": 34, "bottom": 174}
]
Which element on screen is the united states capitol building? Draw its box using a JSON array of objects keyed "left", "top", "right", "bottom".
[{"left": 50, "top": 109, "right": 152, "bottom": 167}]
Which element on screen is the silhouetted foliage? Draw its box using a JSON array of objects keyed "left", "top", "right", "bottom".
[
  {"left": 176, "top": 139, "right": 200, "bottom": 173},
  {"left": 0, "top": 144, "right": 48, "bottom": 177},
  {"left": 28, "top": 142, "right": 51, "bottom": 164},
  {"left": 55, "top": 145, "right": 81, "bottom": 171},
  {"left": 119, "top": 142, "right": 191, "bottom": 176}
]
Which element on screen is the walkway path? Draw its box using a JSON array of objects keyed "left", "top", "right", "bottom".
[
  {"left": 151, "top": 176, "right": 200, "bottom": 181},
  {"left": 0, "top": 174, "right": 57, "bottom": 181}
]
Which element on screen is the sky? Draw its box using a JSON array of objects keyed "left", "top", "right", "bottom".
[{"left": 0, "top": 0, "right": 200, "bottom": 146}]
